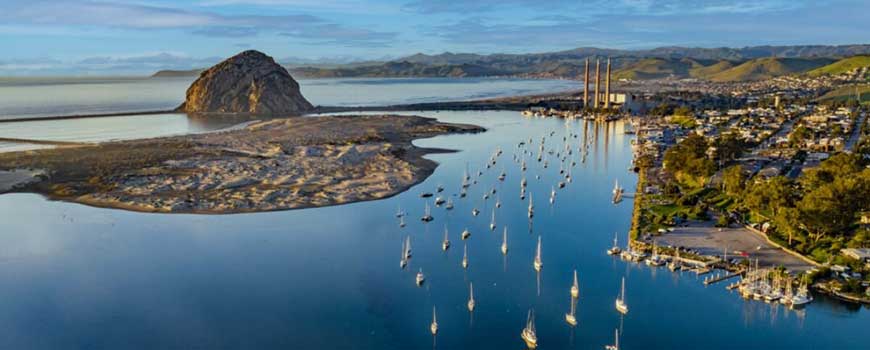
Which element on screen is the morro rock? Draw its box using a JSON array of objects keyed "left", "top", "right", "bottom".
[{"left": 178, "top": 50, "right": 313, "bottom": 115}]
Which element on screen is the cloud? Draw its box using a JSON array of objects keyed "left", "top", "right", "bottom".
[
  {"left": 405, "top": 0, "right": 810, "bottom": 15},
  {"left": 0, "top": 0, "right": 396, "bottom": 45},
  {"left": 0, "top": 52, "right": 224, "bottom": 75}
]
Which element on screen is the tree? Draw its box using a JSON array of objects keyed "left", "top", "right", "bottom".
[
  {"left": 715, "top": 132, "right": 746, "bottom": 163},
  {"left": 722, "top": 165, "right": 746, "bottom": 196}
]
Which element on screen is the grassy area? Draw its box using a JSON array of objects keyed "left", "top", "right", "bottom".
[
  {"left": 708, "top": 57, "right": 835, "bottom": 82},
  {"left": 817, "top": 84, "right": 870, "bottom": 103},
  {"left": 807, "top": 55, "right": 870, "bottom": 76}
]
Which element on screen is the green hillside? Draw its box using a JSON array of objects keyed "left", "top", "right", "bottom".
[
  {"left": 708, "top": 57, "right": 835, "bottom": 82},
  {"left": 613, "top": 58, "right": 706, "bottom": 80},
  {"left": 807, "top": 55, "right": 870, "bottom": 76},
  {"left": 688, "top": 60, "right": 736, "bottom": 78},
  {"left": 817, "top": 84, "right": 870, "bottom": 104}
]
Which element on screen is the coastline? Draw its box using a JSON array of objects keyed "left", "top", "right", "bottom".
[{"left": 0, "top": 114, "right": 484, "bottom": 214}]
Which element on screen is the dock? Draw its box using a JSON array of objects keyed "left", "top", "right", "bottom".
[{"left": 704, "top": 271, "right": 744, "bottom": 285}]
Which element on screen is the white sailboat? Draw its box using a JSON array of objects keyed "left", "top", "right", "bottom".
[
  {"left": 467, "top": 282, "right": 475, "bottom": 312},
  {"left": 430, "top": 306, "right": 438, "bottom": 335},
  {"left": 462, "top": 227, "right": 471, "bottom": 240},
  {"left": 565, "top": 296, "right": 577, "bottom": 326},
  {"left": 528, "top": 193, "right": 535, "bottom": 219},
  {"left": 495, "top": 195, "right": 502, "bottom": 208},
  {"left": 615, "top": 277, "right": 629, "bottom": 314},
  {"left": 399, "top": 215, "right": 406, "bottom": 228},
  {"left": 606, "top": 233, "right": 621, "bottom": 255},
  {"left": 472, "top": 207, "right": 480, "bottom": 216},
  {"left": 533, "top": 236, "right": 543, "bottom": 272},
  {"left": 521, "top": 309, "right": 538, "bottom": 349},
  {"left": 549, "top": 186, "right": 556, "bottom": 205},
  {"left": 445, "top": 197, "right": 454, "bottom": 210},
  {"left": 404, "top": 236, "right": 412, "bottom": 259},
  {"left": 462, "top": 244, "right": 469, "bottom": 269},
  {"left": 442, "top": 226, "right": 450, "bottom": 251},
  {"left": 791, "top": 280, "right": 813, "bottom": 306},
  {"left": 605, "top": 328, "right": 619, "bottom": 350},
  {"left": 668, "top": 249, "right": 682, "bottom": 271},
  {"left": 571, "top": 269, "right": 580, "bottom": 299},
  {"left": 400, "top": 238, "right": 408, "bottom": 269},
  {"left": 490, "top": 209, "right": 497, "bottom": 231},
  {"left": 416, "top": 268, "right": 425, "bottom": 286},
  {"left": 421, "top": 203, "right": 434, "bottom": 222},
  {"left": 501, "top": 227, "right": 508, "bottom": 255}
]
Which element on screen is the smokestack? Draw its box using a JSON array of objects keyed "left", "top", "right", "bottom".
[
  {"left": 594, "top": 59, "right": 600, "bottom": 109},
  {"left": 583, "top": 58, "right": 589, "bottom": 109},
  {"left": 605, "top": 57, "right": 611, "bottom": 109}
]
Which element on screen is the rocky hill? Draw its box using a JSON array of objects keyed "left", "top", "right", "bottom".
[{"left": 177, "top": 50, "right": 313, "bottom": 115}]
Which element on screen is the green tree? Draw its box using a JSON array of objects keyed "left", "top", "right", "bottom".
[{"left": 722, "top": 165, "right": 746, "bottom": 196}]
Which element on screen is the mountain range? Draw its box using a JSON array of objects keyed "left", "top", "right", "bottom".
[{"left": 153, "top": 45, "right": 870, "bottom": 82}]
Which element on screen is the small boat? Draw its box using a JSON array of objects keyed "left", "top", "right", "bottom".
[
  {"left": 533, "top": 236, "right": 543, "bottom": 272},
  {"left": 791, "top": 280, "right": 813, "bottom": 306},
  {"left": 404, "top": 236, "right": 412, "bottom": 259},
  {"left": 462, "top": 244, "right": 469, "bottom": 269},
  {"left": 606, "top": 233, "right": 621, "bottom": 255},
  {"left": 462, "top": 228, "right": 471, "bottom": 240},
  {"left": 430, "top": 306, "right": 438, "bottom": 335},
  {"left": 500, "top": 227, "right": 508, "bottom": 255},
  {"left": 416, "top": 268, "right": 425, "bottom": 286},
  {"left": 565, "top": 296, "right": 577, "bottom": 327},
  {"left": 420, "top": 203, "right": 434, "bottom": 222},
  {"left": 495, "top": 195, "right": 502, "bottom": 208},
  {"left": 558, "top": 181, "right": 565, "bottom": 189},
  {"left": 420, "top": 192, "right": 433, "bottom": 198},
  {"left": 521, "top": 309, "right": 538, "bottom": 349},
  {"left": 615, "top": 277, "right": 629, "bottom": 314},
  {"left": 612, "top": 179, "right": 624, "bottom": 203},
  {"left": 445, "top": 197, "right": 454, "bottom": 210},
  {"left": 570, "top": 269, "right": 580, "bottom": 299},
  {"left": 434, "top": 196, "right": 446, "bottom": 206},
  {"left": 489, "top": 209, "right": 497, "bottom": 231},
  {"left": 436, "top": 184, "right": 444, "bottom": 193},
  {"left": 472, "top": 208, "right": 480, "bottom": 216},
  {"left": 442, "top": 227, "right": 450, "bottom": 251},
  {"left": 668, "top": 249, "right": 682, "bottom": 271},
  {"left": 645, "top": 241, "right": 665, "bottom": 266},
  {"left": 528, "top": 193, "right": 535, "bottom": 219},
  {"left": 605, "top": 328, "right": 619, "bottom": 350},
  {"left": 395, "top": 206, "right": 404, "bottom": 218},
  {"left": 521, "top": 177, "right": 527, "bottom": 187},
  {"left": 460, "top": 189, "right": 467, "bottom": 198},
  {"left": 399, "top": 215, "right": 406, "bottom": 228},
  {"left": 467, "top": 282, "right": 475, "bottom": 312},
  {"left": 400, "top": 238, "right": 408, "bottom": 269},
  {"left": 549, "top": 186, "right": 556, "bottom": 205}
]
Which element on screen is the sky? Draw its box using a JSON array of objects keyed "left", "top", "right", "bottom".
[{"left": 1, "top": 0, "right": 869, "bottom": 75}]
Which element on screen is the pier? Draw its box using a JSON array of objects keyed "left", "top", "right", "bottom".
[{"left": 703, "top": 271, "right": 744, "bottom": 285}]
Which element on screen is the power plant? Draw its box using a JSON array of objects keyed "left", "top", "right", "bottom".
[{"left": 582, "top": 56, "right": 616, "bottom": 110}]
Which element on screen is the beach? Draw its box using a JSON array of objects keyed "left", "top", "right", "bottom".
[{"left": 0, "top": 114, "right": 483, "bottom": 213}]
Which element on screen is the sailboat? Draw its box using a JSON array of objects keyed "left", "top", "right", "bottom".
[
  {"left": 445, "top": 197, "right": 454, "bottom": 210},
  {"left": 521, "top": 309, "right": 538, "bottom": 349},
  {"left": 395, "top": 206, "right": 404, "bottom": 218},
  {"left": 430, "top": 306, "right": 438, "bottom": 335},
  {"left": 416, "top": 268, "right": 425, "bottom": 286},
  {"left": 606, "top": 233, "right": 621, "bottom": 255},
  {"left": 612, "top": 179, "right": 624, "bottom": 203},
  {"left": 571, "top": 269, "right": 580, "bottom": 299},
  {"left": 528, "top": 193, "right": 535, "bottom": 219},
  {"left": 565, "top": 296, "right": 577, "bottom": 327},
  {"left": 421, "top": 203, "right": 434, "bottom": 222},
  {"left": 467, "top": 282, "right": 476, "bottom": 312},
  {"left": 399, "top": 215, "right": 406, "bottom": 228},
  {"left": 462, "top": 244, "right": 469, "bottom": 269},
  {"left": 490, "top": 209, "right": 497, "bottom": 231},
  {"left": 668, "top": 249, "right": 682, "bottom": 271},
  {"left": 646, "top": 240, "right": 665, "bottom": 266},
  {"left": 495, "top": 195, "right": 502, "bottom": 208},
  {"left": 462, "top": 227, "right": 471, "bottom": 240},
  {"left": 533, "top": 236, "right": 543, "bottom": 272},
  {"left": 615, "top": 277, "right": 629, "bottom": 314},
  {"left": 442, "top": 226, "right": 450, "bottom": 251},
  {"left": 605, "top": 328, "right": 620, "bottom": 350},
  {"left": 400, "top": 238, "right": 409, "bottom": 269},
  {"left": 404, "top": 236, "right": 412, "bottom": 259},
  {"left": 472, "top": 207, "right": 480, "bottom": 216},
  {"left": 791, "top": 279, "right": 813, "bottom": 306},
  {"left": 549, "top": 186, "right": 556, "bottom": 205},
  {"left": 501, "top": 227, "right": 508, "bottom": 255},
  {"left": 434, "top": 196, "right": 446, "bottom": 206}
]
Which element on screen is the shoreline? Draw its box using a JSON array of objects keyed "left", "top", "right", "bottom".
[{"left": 0, "top": 114, "right": 484, "bottom": 214}]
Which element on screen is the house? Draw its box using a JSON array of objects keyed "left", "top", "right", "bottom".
[{"left": 841, "top": 248, "right": 870, "bottom": 263}]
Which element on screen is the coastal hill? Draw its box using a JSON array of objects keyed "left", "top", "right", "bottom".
[
  {"left": 153, "top": 45, "right": 870, "bottom": 82},
  {"left": 706, "top": 57, "right": 836, "bottom": 82},
  {"left": 177, "top": 50, "right": 313, "bottom": 115},
  {"left": 807, "top": 55, "right": 870, "bottom": 76}
]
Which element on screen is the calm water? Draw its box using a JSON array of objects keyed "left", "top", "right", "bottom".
[
  {"left": 0, "top": 77, "right": 578, "bottom": 120},
  {"left": 0, "top": 109, "right": 867, "bottom": 349},
  {"left": 0, "top": 77, "right": 578, "bottom": 151}
]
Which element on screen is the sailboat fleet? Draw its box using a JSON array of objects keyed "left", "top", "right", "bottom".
[{"left": 387, "top": 122, "right": 653, "bottom": 348}]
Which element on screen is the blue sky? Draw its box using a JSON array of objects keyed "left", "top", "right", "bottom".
[{"left": 1, "top": 0, "right": 869, "bottom": 75}]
